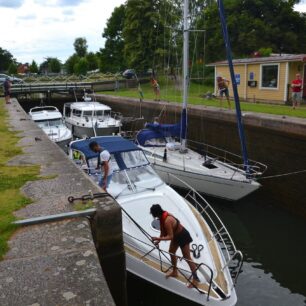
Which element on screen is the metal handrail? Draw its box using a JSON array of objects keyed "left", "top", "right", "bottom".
[
  {"left": 188, "top": 139, "right": 267, "bottom": 178},
  {"left": 123, "top": 230, "right": 214, "bottom": 301},
  {"left": 167, "top": 173, "right": 243, "bottom": 287}
]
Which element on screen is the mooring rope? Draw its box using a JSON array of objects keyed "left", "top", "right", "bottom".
[{"left": 258, "top": 169, "right": 306, "bottom": 180}]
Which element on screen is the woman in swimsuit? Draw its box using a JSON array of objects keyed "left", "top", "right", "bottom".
[{"left": 150, "top": 204, "right": 200, "bottom": 287}]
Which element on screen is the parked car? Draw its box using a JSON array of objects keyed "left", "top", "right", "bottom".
[
  {"left": 122, "top": 69, "right": 136, "bottom": 79},
  {"left": 0, "top": 74, "right": 24, "bottom": 85}
]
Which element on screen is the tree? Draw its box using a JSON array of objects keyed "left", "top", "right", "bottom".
[
  {"left": 0, "top": 47, "right": 14, "bottom": 72},
  {"left": 198, "top": 0, "right": 306, "bottom": 63},
  {"left": 73, "top": 37, "right": 88, "bottom": 57},
  {"left": 74, "top": 57, "right": 89, "bottom": 75},
  {"left": 86, "top": 52, "right": 99, "bottom": 71},
  {"left": 99, "top": 4, "right": 127, "bottom": 73},
  {"left": 123, "top": 0, "right": 177, "bottom": 72},
  {"left": 65, "top": 54, "right": 80, "bottom": 74},
  {"left": 8, "top": 62, "right": 17, "bottom": 74},
  {"left": 48, "top": 58, "right": 61, "bottom": 73},
  {"left": 29, "top": 60, "right": 38, "bottom": 73}
]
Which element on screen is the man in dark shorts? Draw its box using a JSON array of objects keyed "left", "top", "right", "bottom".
[
  {"left": 3, "top": 78, "right": 11, "bottom": 104},
  {"left": 150, "top": 204, "right": 200, "bottom": 287},
  {"left": 217, "top": 76, "right": 231, "bottom": 109}
]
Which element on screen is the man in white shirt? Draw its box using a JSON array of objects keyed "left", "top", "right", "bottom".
[{"left": 89, "top": 141, "right": 113, "bottom": 190}]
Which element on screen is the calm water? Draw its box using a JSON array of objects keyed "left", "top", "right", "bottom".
[{"left": 21, "top": 99, "right": 306, "bottom": 306}]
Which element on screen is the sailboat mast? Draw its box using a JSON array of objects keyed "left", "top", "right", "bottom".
[
  {"left": 181, "top": 0, "right": 189, "bottom": 149},
  {"left": 217, "top": 0, "right": 250, "bottom": 174}
]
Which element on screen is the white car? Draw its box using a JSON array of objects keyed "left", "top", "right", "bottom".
[{"left": 0, "top": 74, "right": 24, "bottom": 85}]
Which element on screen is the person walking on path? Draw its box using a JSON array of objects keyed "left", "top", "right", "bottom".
[
  {"left": 150, "top": 204, "right": 200, "bottom": 288},
  {"left": 3, "top": 77, "right": 12, "bottom": 104},
  {"left": 151, "top": 77, "right": 160, "bottom": 101},
  {"left": 291, "top": 73, "right": 303, "bottom": 109},
  {"left": 217, "top": 76, "right": 231, "bottom": 109},
  {"left": 89, "top": 141, "right": 113, "bottom": 191}
]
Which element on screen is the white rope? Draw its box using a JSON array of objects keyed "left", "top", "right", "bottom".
[{"left": 259, "top": 169, "right": 306, "bottom": 180}]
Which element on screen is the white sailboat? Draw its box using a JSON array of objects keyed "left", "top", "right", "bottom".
[
  {"left": 136, "top": 0, "right": 267, "bottom": 201},
  {"left": 29, "top": 106, "right": 72, "bottom": 151},
  {"left": 69, "top": 135, "right": 243, "bottom": 305}
]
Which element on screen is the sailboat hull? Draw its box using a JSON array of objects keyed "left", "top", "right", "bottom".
[{"left": 152, "top": 162, "right": 260, "bottom": 201}]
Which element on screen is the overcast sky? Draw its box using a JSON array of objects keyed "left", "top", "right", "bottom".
[{"left": 0, "top": 0, "right": 306, "bottom": 65}]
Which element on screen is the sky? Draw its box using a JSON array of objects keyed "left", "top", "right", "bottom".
[{"left": 0, "top": 0, "right": 306, "bottom": 65}]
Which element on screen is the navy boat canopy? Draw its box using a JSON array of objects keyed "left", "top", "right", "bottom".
[
  {"left": 71, "top": 136, "right": 139, "bottom": 160},
  {"left": 137, "top": 123, "right": 181, "bottom": 146}
]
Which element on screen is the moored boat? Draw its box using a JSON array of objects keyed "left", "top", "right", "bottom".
[
  {"left": 29, "top": 106, "right": 72, "bottom": 151},
  {"left": 69, "top": 136, "right": 243, "bottom": 305},
  {"left": 63, "top": 101, "right": 122, "bottom": 138}
]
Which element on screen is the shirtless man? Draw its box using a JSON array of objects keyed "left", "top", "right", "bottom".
[{"left": 150, "top": 204, "right": 200, "bottom": 287}]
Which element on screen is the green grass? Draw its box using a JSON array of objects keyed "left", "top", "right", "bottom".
[
  {"left": 0, "top": 99, "right": 40, "bottom": 260},
  {"left": 102, "top": 79, "right": 306, "bottom": 119}
]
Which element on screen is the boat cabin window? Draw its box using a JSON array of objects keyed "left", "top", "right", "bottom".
[
  {"left": 121, "top": 150, "right": 149, "bottom": 168},
  {"left": 94, "top": 110, "right": 103, "bottom": 117},
  {"left": 72, "top": 109, "right": 82, "bottom": 117},
  {"left": 104, "top": 110, "right": 111, "bottom": 117},
  {"left": 64, "top": 105, "right": 71, "bottom": 118},
  {"left": 83, "top": 111, "right": 93, "bottom": 117}
]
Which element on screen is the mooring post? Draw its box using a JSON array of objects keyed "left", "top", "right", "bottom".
[{"left": 91, "top": 196, "right": 128, "bottom": 306}]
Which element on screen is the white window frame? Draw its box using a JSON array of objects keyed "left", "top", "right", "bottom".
[{"left": 260, "top": 63, "right": 280, "bottom": 90}]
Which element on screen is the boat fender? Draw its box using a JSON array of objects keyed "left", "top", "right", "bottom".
[{"left": 191, "top": 243, "right": 204, "bottom": 259}]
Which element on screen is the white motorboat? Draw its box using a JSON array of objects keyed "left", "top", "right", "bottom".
[
  {"left": 63, "top": 101, "right": 122, "bottom": 138},
  {"left": 135, "top": 0, "right": 267, "bottom": 201},
  {"left": 69, "top": 136, "right": 243, "bottom": 306},
  {"left": 29, "top": 106, "right": 72, "bottom": 151}
]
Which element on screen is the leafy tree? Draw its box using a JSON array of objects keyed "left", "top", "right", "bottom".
[
  {"left": 74, "top": 57, "right": 88, "bottom": 75},
  {"left": 8, "top": 62, "right": 17, "bottom": 75},
  {"left": 99, "top": 4, "right": 126, "bottom": 73},
  {"left": 198, "top": 0, "right": 306, "bottom": 63},
  {"left": 123, "top": 0, "right": 177, "bottom": 72},
  {"left": 29, "top": 60, "right": 38, "bottom": 73},
  {"left": 73, "top": 37, "right": 88, "bottom": 57},
  {"left": 48, "top": 58, "right": 61, "bottom": 73},
  {"left": 65, "top": 54, "right": 80, "bottom": 74},
  {"left": 86, "top": 52, "right": 99, "bottom": 71},
  {"left": 0, "top": 47, "right": 14, "bottom": 72}
]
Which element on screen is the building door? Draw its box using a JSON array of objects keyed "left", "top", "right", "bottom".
[{"left": 304, "top": 64, "right": 306, "bottom": 98}]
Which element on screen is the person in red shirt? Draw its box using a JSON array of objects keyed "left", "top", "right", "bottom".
[{"left": 291, "top": 73, "right": 303, "bottom": 109}]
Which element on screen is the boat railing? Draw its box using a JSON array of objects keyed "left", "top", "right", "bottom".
[
  {"left": 188, "top": 139, "right": 267, "bottom": 179},
  {"left": 167, "top": 173, "right": 243, "bottom": 287},
  {"left": 123, "top": 226, "right": 214, "bottom": 301}
]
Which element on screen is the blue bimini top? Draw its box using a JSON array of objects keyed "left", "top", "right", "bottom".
[
  {"left": 70, "top": 136, "right": 147, "bottom": 170},
  {"left": 136, "top": 122, "right": 181, "bottom": 147}
]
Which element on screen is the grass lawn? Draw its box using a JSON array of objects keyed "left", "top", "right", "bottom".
[
  {"left": 0, "top": 99, "right": 40, "bottom": 260},
  {"left": 101, "top": 80, "right": 306, "bottom": 119}
]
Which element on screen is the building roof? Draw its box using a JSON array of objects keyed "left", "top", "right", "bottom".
[{"left": 207, "top": 54, "right": 306, "bottom": 66}]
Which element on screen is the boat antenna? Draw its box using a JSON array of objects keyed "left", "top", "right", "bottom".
[
  {"left": 217, "top": 0, "right": 250, "bottom": 175},
  {"left": 180, "top": 0, "right": 189, "bottom": 151}
]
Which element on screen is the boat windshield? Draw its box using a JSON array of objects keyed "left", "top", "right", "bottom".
[
  {"left": 111, "top": 165, "right": 163, "bottom": 198},
  {"left": 36, "top": 118, "right": 64, "bottom": 128},
  {"left": 85, "top": 149, "right": 163, "bottom": 198}
]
